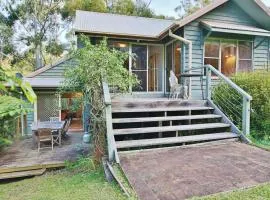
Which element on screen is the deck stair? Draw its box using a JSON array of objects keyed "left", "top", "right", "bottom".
[{"left": 111, "top": 98, "right": 239, "bottom": 151}]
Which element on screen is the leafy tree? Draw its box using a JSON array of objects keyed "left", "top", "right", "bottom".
[
  {"left": 175, "top": 0, "right": 212, "bottom": 18},
  {"left": 1, "top": 0, "right": 65, "bottom": 69},
  {"left": 0, "top": 65, "right": 36, "bottom": 147},
  {"left": 61, "top": 36, "right": 138, "bottom": 161},
  {"left": 62, "top": 0, "right": 157, "bottom": 18},
  {"left": 110, "top": 0, "right": 135, "bottom": 15},
  {"left": 61, "top": 0, "right": 107, "bottom": 19}
]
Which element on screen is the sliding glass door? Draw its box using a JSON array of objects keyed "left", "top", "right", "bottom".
[
  {"left": 132, "top": 44, "right": 164, "bottom": 92},
  {"left": 148, "top": 46, "right": 163, "bottom": 92},
  {"left": 132, "top": 45, "right": 148, "bottom": 91},
  {"left": 108, "top": 40, "right": 164, "bottom": 93}
]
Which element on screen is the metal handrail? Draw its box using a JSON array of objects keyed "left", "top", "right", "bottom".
[
  {"left": 102, "top": 82, "right": 119, "bottom": 163},
  {"left": 204, "top": 64, "right": 252, "bottom": 135},
  {"left": 205, "top": 65, "right": 252, "bottom": 101}
]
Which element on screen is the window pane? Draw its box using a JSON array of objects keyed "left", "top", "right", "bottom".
[
  {"left": 132, "top": 45, "right": 147, "bottom": 70},
  {"left": 132, "top": 71, "right": 147, "bottom": 91},
  {"left": 109, "top": 41, "right": 129, "bottom": 52},
  {"left": 148, "top": 46, "right": 163, "bottom": 92},
  {"left": 205, "top": 41, "right": 220, "bottom": 58},
  {"left": 109, "top": 41, "right": 129, "bottom": 70},
  {"left": 239, "top": 41, "right": 252, "bottom": 59},
  {"left": 173, "top": 41, "right": 181, "bottom": 77},
  {"left": 221, "top": 43, "right": 236, "bottom": 76},
  {"left": 239, "top": 60, "right": 252, "bottom": 72},
  {"left": 204, "top": 58, "right": 219, "bottom": 70}
]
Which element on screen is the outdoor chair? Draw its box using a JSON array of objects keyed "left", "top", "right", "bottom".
[
  {"left": 169, "top": 70, "right": 188, "bottom": 99},
  {"left": 36, "top": 128, "right": 53, "bottom": 152},
  {"left": 62, "top": 118, "right": 71, "bottom": 138},
  {"left": 50, "top": 117, "right": 60, "bottom": 122}
]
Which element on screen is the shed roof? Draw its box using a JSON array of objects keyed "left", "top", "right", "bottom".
[
  {"left": 74, "top": 10, "right": 176, "bottom": 39},
  {"left": 201, "top": 20, "right": 270, "bottom": 37}
]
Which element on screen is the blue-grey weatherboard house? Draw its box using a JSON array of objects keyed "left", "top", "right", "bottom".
[{"left": 23, "top": 0, "right": 270, "bottom": 136}]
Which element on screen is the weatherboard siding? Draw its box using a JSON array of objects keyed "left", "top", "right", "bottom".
[
  {"left": 183, "top": 1, "right": 268, "bottom": 99},
  {"left": 254, "top": 36, "right": 270, "bottom": 71},
  {"left": 35, "top": 59, "right": 75, "bottom": 78}
]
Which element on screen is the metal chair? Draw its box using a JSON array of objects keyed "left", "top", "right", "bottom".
[{"left": 36, "top": 128, "right": 53, "bottom": 152}]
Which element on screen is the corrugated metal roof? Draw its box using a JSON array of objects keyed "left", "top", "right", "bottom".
[
  {"left": 74, "top": 10, "right": 176, "bottom": 39},
  {"left": 201, "top": 20, "right": 270, "bottom": 37},
  {"left": 24, "top": 78, "right": 64, "bottom": 88}
]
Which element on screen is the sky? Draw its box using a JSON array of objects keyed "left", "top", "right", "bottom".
[{"left": 149, "top": 0, "right": 270, "bottom": 19}]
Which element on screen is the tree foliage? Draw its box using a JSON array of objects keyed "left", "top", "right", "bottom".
[
  {"left": 175, "top": 0, "right": 212, "bottom": 18},
  {"left": 61, "top": 0, "right": 158, "bottom": 19},
  {"left": 62, "top": 36, "right": 138, "bottom": 161},
  {"left": 0, "top": 65, "right": 36, "bottom": 148},
  {"left": 61, "top": 0, "right": 107, "bottom": 19},
  {"left": 1, "top": 0, "right": 65, "bottom": 69}
]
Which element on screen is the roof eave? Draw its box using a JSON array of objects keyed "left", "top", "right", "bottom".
[
  {"left": 176, "top": 0, "right": 229, "bottom": 27},
  {"left": 74, "top": 29, "right": 161, "bottom": 41}
]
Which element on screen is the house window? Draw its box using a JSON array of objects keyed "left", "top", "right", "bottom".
[
  {"left": 238, "top": 41, "right": 252, "bottom": 72},
  {"left": 204, "top": 40, "right": 253, "bottom": 76},
  {"left": 204, "top": 41, "right": 220, "bottom": 71},
  {"left": 221, "top": 42, "right": 237, "bottom": 76}
]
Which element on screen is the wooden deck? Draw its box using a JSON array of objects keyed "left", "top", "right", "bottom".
[{"left": 0, "top": 132, "right": 90, "bottom": 179}]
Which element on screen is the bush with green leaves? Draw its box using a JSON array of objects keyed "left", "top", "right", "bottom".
[
  {"left": 212, "top": 71, "right": 270, "bottom": 141},
  {"left": 62, "top": 36, "right": 138, "bottom": 161},
  {"left": 0, "top": 66, "right": 36, "bottom": 149}
]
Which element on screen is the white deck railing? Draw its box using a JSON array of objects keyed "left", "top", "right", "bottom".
[
  {"left": 103, "top": 82, "right": 119, "bottom": 163},
  {"left": 204, "top": 64, "right": 252, "bottom": 135}
]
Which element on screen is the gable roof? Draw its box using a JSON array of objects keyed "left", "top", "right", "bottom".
[
  {"left": 74, "top": 0, "right": 270, "bottom": 39},
  {"left": 177, "top": 0, "right": 229, "bottom": 27},
  {"left": 74, "top": 10, "right": 177, "bottom": 40},
  {"left": 177, "top": 0, "right": 270, "bottom": 29},
  {"left": 26, "top": 57, "right": 69, "bottom": 78}
]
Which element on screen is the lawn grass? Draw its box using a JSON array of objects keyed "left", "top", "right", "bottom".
[
  {"left": 1, "top": 155, "right": 270, "bottom": 200},
  {"left": 190, "top": 183, "right": 270, "bottom": 200},
  {"left": 249, "top": 136, "right": 270, "bottom": 151},
  {"left": 0, "top": 167, "right": 127, "bottom": 200}
]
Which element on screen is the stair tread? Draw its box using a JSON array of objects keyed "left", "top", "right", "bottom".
[
  {"left": 112, "top": 106, "right": 214, "bottom": 113},
  {"left": 116, "top": 132, "right": 238, "bottom": 148},
  {"left": 113, "top": 123, "right": 230, "bottom": 135},
  {"left": 0, "top": 168, "right": 46, "bottom": 180},
  {"left": 112, "top": 114, "right": 222, "bottom": 123}
]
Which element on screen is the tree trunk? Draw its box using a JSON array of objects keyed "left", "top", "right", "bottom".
[{"left": 35, "top": 44, "right": 43, "bottom": 69}]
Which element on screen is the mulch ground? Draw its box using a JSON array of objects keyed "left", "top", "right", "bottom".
[{"left": 120, "top": 141, "right": 270, "bottom": 200}]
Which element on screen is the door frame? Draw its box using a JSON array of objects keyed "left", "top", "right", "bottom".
[{"left": 128, "top": 42, "right": 165, "bottom": 94}]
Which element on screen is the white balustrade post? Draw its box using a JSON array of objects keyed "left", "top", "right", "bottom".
[
  {"left": 205, "top": 65, "right": 212, "bottom": 100},
  {"left": 242, "top": 97, "right": 251, "bottom": 135}
]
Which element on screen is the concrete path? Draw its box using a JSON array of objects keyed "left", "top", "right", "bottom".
[{"left": 120, "top": 142, "right": 270, "bottom": 200}]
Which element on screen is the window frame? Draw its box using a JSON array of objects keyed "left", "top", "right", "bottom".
[{"left": 203, "top": 38, "right": 254, "bottom": 76}]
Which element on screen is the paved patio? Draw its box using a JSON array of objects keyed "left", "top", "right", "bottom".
[
  {"left": 120, "top": 141, "right": 270, "bottom": 200},
  {"left": 0, "top": 132, "right": 90, "bottom": 174}
]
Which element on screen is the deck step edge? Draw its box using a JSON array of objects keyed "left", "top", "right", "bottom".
[{"left": 116, "top": 132, "right": 238, "bottom": 148}]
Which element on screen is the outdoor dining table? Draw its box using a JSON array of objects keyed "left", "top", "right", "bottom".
[{"left": 31, "top": 121, "right": 66, "bottom": 148}]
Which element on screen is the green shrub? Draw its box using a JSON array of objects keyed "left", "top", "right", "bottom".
[{"left": 212, "top": 71, "right": 270, "bottom": 141}]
